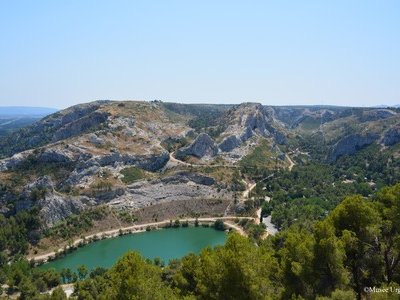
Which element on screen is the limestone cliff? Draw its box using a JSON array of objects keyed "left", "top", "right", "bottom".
[
  {"left": 382, "top": 126, "right": 400, "bottom": 146},
  {"left": 1, "top": 100, "right": 399, "bottom": 227},
  {"left": 176, "top": 133, "right": 218, "bottom": 159},
  {"left": 218, "top": 103, "right": 287, "bottom": 153},
  {"left": 328, "top": 134, "right": 378, "bottom": 162}
]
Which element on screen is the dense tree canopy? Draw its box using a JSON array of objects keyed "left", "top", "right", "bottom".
[{"left": 71, "top": 183, "right": 400, "bottom": 300}]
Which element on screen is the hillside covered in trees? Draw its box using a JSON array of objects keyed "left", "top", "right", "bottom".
[
  {"left": 0, "top": 184, "right": 399, "bottom": 299},
  {"left": 0, "top": 101, "right": 399, "bottom": 299},
  {"left": 73, "top": 183, "right": 400, "bottom": 300}
]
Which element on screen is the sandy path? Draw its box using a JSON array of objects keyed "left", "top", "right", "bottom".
[
  {"left": 42, "top": 220, "right": 249, "bottom": 298},
  {"left": 224, "top": 221, "right": 247, "bottom": 236},
  {"left": 255, "top": 208, "right": 262, "bottom": 225},
  {"left": 242, "top": 181, "right": 257, "bottom": 199},
  {"left": 168, "top": 151, "right": 240, "bottom": 168},
  {"left": 29, "top": 216, "right": 254, "bottom": 262},
  {"left": 169, "top": 152, "right": 192, "bottom": 167},
  {"left": 286, "top": 153, "right": 295, "bottom": 171}
]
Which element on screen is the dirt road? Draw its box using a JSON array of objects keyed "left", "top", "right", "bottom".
[{"left": 29, "top": 216, "right": 254, "bottom": 262}]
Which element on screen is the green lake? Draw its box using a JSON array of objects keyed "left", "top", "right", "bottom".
[{"left": 40, "top": 227, "right": 227, "bottom": 272}]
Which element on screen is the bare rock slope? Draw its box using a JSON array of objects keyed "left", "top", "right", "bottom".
[{"left": 0, "top": 100, "right": 399, "bottom": 226}]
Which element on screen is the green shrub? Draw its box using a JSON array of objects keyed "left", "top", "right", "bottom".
[
  {"left": 173, "top": 220, "right": 181, "bottom": 228},
  {"left": 213, "top": 219, "right": 225, "bottom": 231},
  {"left": 120, "top": 167, "right": 145, "bottom": 184}
]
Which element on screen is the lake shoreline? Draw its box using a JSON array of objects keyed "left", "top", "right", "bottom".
[{"left": 29, "top": 216, "right": 252, "bottom": 264}]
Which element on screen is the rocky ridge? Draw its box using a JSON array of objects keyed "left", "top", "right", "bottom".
[{"left": 0, "top": 100, "right": 399, "bottom": 226}]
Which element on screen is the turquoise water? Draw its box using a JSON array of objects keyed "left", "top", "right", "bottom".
[{"left": 40, "top": 227, "right": 226, "bottom": 272}]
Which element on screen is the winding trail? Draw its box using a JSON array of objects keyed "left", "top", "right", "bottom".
[
  {"left": 242, "top": 181, "right": 257, "bottom": 199},
  {"left": 168, "top": 151, "right": 294, "bottom": 237},
  {"left": 35, "top": 154, "right": 295, "bottom": 264},
  {"left": 41, "top": 154, "right": 295, "bottom": 297},
  {"left": 33, "top": 153, "right": 286, "bottom": 263},
  {"left": 242, "top": 173, "right": 275, "bottom": 201},
  {"left": 168, "top": 152, "right": 240, "bottom": 169},
  {"left": 169, "top": 152, "right": 192, "bottom": 167},
  {"left": 41, "top": 218, "right": 247, "bottom": 298},
  {"left": 255, "top": 154, "right": 294, "bottom": 234},
  {"left": 286, "top": 153, "right": 295, "bottom": 171}
]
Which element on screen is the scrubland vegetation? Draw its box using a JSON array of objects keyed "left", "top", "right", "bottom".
[{"left": 0, "top": 184, "right": 399, "bottom": 299}]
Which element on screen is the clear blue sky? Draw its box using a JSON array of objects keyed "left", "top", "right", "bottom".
[{"left": 1, "top": 1, "right": 399, "bottom": 108}]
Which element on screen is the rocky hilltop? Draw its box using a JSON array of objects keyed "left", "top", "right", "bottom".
[
  {"left": 0, "top": 100, "right": 399, "bottom": 226},
  {"left": 218, "top": 103, "right": 287, "bottom": 149}
]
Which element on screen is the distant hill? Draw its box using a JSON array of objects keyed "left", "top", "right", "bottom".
[
  {"left": 373, "top": 104, "right": 400, "bottom": 108},
  {"left": 0, "top": 106, "right": 58, "bottom": 117},
  {"left": 0, "top": 106, "right": 58, "bottom": 137}
]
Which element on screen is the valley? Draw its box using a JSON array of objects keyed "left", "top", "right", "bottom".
[
  {"left": 0, "top": 100, "right": 399, "bottom": 299},
  {"left": 0, "top": 101, "right": 399, "bottom": 243}
]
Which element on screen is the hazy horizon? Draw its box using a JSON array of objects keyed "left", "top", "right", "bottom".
[
  {"left": 1, "top": 99, "right": 399, "bottom": 111},
  {"left": 1, "top": 1, "right": 399, "bottom": 108}
]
